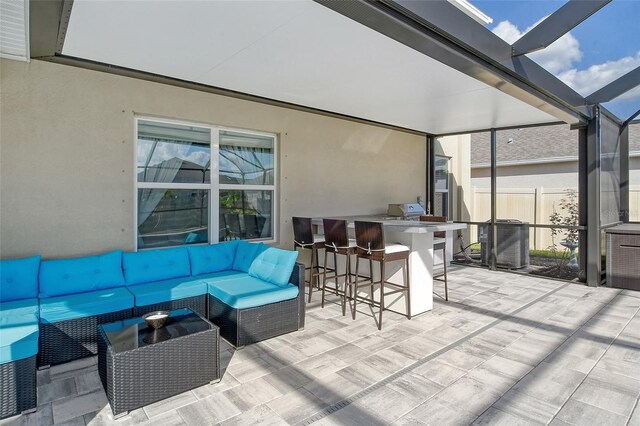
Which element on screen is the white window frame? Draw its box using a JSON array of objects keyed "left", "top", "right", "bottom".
[{"left": 134, "top": 116, "right": 278, "bottom": 249}]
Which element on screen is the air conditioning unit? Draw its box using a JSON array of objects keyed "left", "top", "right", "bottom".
[{"left": 479, "top": 219, "right": 530, "bottom": 269}]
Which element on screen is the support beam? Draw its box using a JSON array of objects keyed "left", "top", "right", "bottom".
[
  {"left": 586, "top": 66, "right": 640, "bottom": 104},
  {"left": 585, "top": 108, "right": 602, "bottom": 286},
  {"left": 512, "top": 0, "right": 611, "bottom": 56},
  {"left": 578, "top": 127, "right": 588, "bottom": 282},
  {"left": 427, "top": 136, "right": 436, "bottom": 215},
  {"left": 316, "top": 0, "right": 590, "bottom": 126},
  {"left": 620, "top": 126, "right": 629, "bottom": 223},
  {"left": 490, "top": 129, "right": 497, "bottom": 271}
]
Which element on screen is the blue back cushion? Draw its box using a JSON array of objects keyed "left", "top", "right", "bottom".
[
  {"left": 248, "top": 247, "right": 299, "bottom": 286},
  {"left": 39, "top": 250, "right": 125, "bottom": 298},
  {"left": 187, "top": 241, "right": 239, "bottom": 276},
  {"left": 123, "top": 247, "right": 190, "bottom": 285},
  {"left": 0, "top": 255, "right": 41, "bottom": 302},
  {"left": 232, "top": 242, "right": 268, "bottom": 273}
]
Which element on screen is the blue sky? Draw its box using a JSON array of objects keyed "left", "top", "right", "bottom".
[{"left": 473, "top": 0, "right": 640, "bottom": 119}]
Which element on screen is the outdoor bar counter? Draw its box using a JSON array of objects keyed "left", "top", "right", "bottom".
[{"left": 312, "top": 215, "right": 467, "bottom": 316}]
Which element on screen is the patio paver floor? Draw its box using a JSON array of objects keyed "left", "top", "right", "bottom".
[{"left": 2, "top": 267, "right": 638, "bottom": 426}]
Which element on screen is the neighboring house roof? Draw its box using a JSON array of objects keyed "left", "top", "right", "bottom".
[{"left": 470, "top": 121, "right": 640, "bottom": 167}]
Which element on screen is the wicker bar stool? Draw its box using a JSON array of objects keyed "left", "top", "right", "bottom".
[
  {"left": 350, "top": 221, "right": 411, "bottom": 330},
  {"left": 292, "top": 217, "right": 325, "bottom": 303},
  {"left": 420, "top": 215, "right": 448, "bottom": 301},
  {"left": 321, "top": 218, "right": 357, "bottom": 315}
]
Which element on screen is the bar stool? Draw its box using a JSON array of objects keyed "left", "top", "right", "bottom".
[
  {"left": 350, "top": 221, "right": 411, "bottom": 330},
  {"left": 420, "top": 215, "right": 448, "bottom": 301},
  {"left": 321, "top": 219, "right": 357, "bottom": 315},
  {"left": 292, "top": 217, "right": 325, "bottom": 303}
]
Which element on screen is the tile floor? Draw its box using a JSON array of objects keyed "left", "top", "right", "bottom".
[{"left": 2, "top": 266, "right": 639, "bottom": 426}]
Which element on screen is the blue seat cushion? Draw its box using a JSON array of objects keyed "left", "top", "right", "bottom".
[
  {"left": 39, "top": 250, "right": 125, "bottom": 298},
  {"left": 39, "top": 287, "right": 134, "bottom": 323},
  {"left": 207, "top": 274, "right": 299, "bottom": 310},
  {"left": 127, "top": 276, "right": 209, "bottom": 307},
  {"left": 0, "top": 299, "right": 39, "bottom": 364},
  {"left": 232, "top": 241, "right": 268, "bottom": 273},
  {"left": 188, "top": 241, "right": 239, "bottom": 276},
  {"left": 0, "top": 255, "right": 41, "bottom": 302},
  {"left": 197, "top": 270, "right": 245, "bottom": 281},
  {"left": 123, "top": 247, "right": 191, "bottom": 285},
  {"left": 248, "top": 247, "right": 298, "bottom": 286}
]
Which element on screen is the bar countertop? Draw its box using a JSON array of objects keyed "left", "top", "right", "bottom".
[{"left": 311, "top": 214, "right": 467, "bottom": 233}]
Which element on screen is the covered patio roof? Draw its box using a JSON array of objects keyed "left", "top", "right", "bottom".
[{"left": 26, "top": 0, "right": 597, "bottom": 135}]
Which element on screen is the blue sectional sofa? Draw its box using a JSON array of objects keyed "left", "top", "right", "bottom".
[
  {"left": 37, "top": 250, "right": 134, "bottom": 367},
  {"left": 0, "top": 256, "right": 40, "bottom": 419},
  {"left": 0, "top": 241, "right": 303, "bottom": 386},
  {"left": 189, "top": 241, "right": 305, "bottom": 347},
  {"left": 1, "top": 241, "right": 303, "bottom": 418}
]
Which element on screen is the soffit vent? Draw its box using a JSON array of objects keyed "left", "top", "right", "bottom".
[{"left": 1, "top": 0, "right": 30, "bottom": 62}]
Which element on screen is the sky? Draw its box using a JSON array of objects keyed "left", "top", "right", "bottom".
[{"left": 473, "top": 0, "right": 640, "bottom": 120}]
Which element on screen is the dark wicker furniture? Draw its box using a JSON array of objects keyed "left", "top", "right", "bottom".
[
  {"left": 293, "top": 217, "right": 325, "bottom": 302},
  {"left": 351, "top": 221, "right": 411, "bottom": 330},
  {"left": 97, "top": 308, "right": 220, "bottom": 417},
  {"left": 0, "top": 355, "right": 37, "bottom": 419},
  {"left": 208, "top": 262, "right": 305, "bottom": 347},
  {"left": 38, "top": 308, "right": 132, "bottom": 367},
  {"left": 420, "top": 215, "right": 449, "bottom": 300},
  {"left": 606, "top": 224, "right": 640, "bottom": 290},
  {"left": 132, "top": 294, "right": 207, "bottom": 318},
  {"left": 321, "top": 218, "right": 356, "bottom": 315}
]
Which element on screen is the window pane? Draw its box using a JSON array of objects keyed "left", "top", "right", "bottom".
[
  {"left": 435, "top": 157, "right": 449, "bottom": 191},
  {"left": 219, "top": 190, "right": 273, "bottom": 241},
  {"left": 137, "top": 120, "right": 211, "bottom": 184},
  {"left": 138, "top": 189, "right": 208, "bottom": 249},
  {"left": 220, "top": 130, "right": 274, "bottom": 185}
]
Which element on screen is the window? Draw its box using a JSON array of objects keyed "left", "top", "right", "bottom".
[
  {"left": 434, "top": 156, "right": 450, "bottom": 218},
  {"left": 136, "top": 118, "right": 276, "bottom": 249}
]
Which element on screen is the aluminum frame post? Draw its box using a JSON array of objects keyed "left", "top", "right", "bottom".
[
  {"left": 585, "top": 108, "right": 602, "bottom": 286},
  {"left": 620, "top": 126, "right": 629, "bottom": 223},
  {"left": 490, "top": 129, "right": 498, "bottom": 271},
  {"left": 578, "top": 127, "right": 588, "bottom": 282},
  {"left": 427, "top": 136, "right": 436, "bottom": 214}
]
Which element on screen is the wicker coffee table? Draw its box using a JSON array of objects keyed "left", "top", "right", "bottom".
[{"left": 97, "top": 308, "right": 220, "bottom": 417}]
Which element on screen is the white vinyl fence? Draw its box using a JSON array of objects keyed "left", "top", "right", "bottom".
[{"left": 469, "top": 186, "right": 640, "bottom": 251}]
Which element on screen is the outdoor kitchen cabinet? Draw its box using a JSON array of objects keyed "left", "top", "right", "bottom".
[{"left": 605, "top": 224, "right": 640, "bottom": 291}]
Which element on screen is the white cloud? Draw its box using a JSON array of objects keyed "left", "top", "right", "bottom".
[
  {"left": 492, "top": 20, "right": 521, "bottom": 44},
  {"left": 558, "top": 52, "right": 640, "bottom": 100},
  {"left": 493, "top": 18, "right": 582, "bottom": 74},
  {"left": 492, "top": 19, "right": 640, "bottom": 101}
]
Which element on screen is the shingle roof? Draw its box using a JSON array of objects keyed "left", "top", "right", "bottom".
[{"left": 470, "top": 122, "right": 640, "bottom": 166}]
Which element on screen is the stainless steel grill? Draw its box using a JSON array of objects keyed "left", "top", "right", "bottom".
[{"left": 386, "top": 203, "right": 426, "bottom": 219}]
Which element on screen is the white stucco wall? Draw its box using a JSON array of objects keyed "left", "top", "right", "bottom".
[{"left": 0, "top": 59, "right": 426, "bottom": 259}]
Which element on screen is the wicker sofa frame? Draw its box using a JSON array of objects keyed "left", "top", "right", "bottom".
[
  {"left": 208, "top": 262, "right": 305, "bottom": 347},
  {"left": 132, "top": 295, "right": 207, "bottom": 318},
  {"left": 38, "top": 308, "right": 132, "bottom": 368},
  {"left": 0, "top": 355, "right": 37, "bottom": 419}
]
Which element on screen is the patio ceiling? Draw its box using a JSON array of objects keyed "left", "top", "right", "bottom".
[{"left": 56, "top": 0, "right": 562, "bottom": 135}]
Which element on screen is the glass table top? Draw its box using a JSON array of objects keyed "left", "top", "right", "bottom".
[{"left": 101, "top": 308, "right": 214, "bottom": 353}]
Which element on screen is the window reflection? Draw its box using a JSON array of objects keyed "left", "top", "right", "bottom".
[
  {"left": 138, "top": 189, "right": 209, "bottom": 249},
  {"left": 219, "top": 131, "right": 274, "bottom": 185},
  {"left": 219, "top": 190, "right": 273, "bottom": 241},
  {"left": 137, "top": 120, "right": 211, "bottom": 184}
]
